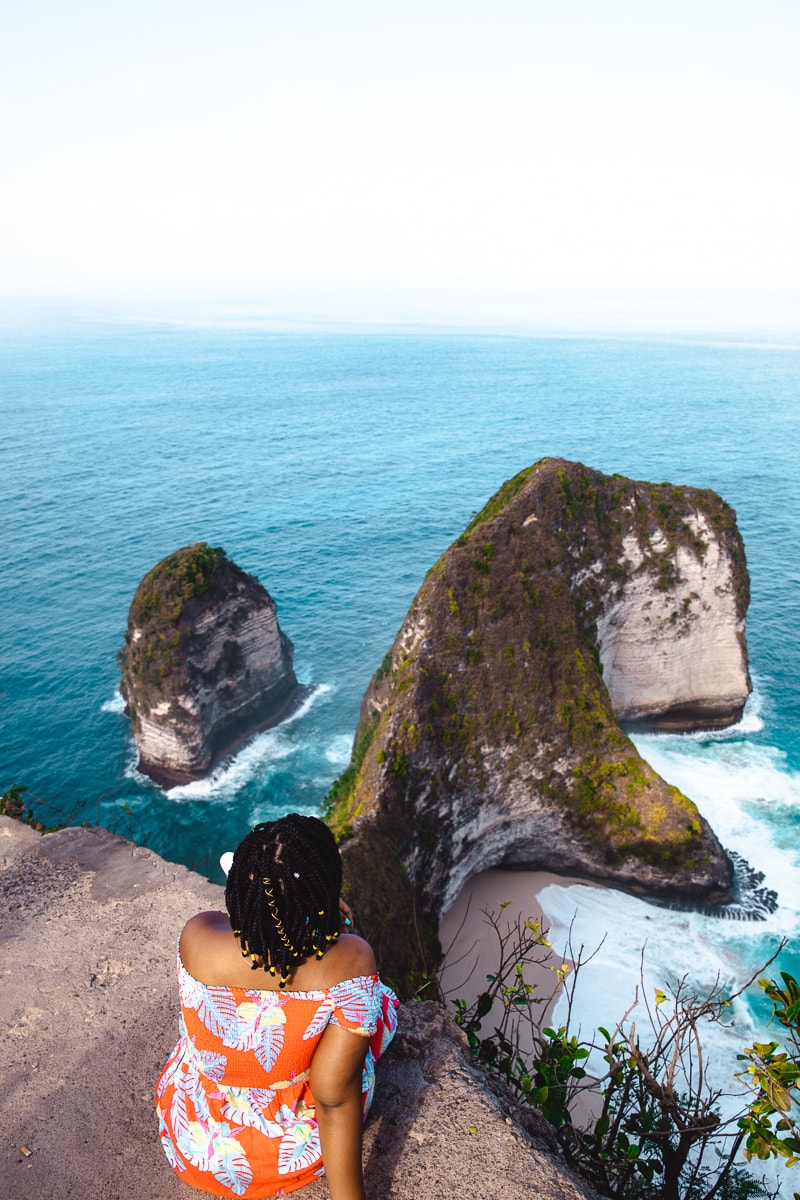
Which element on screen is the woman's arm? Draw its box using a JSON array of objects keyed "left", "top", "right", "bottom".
[{"left": 310, "top": 1023, "right": 370, "bottom": 1200}]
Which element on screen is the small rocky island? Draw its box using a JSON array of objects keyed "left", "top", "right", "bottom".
[
  {"left": 119, "top": 543, "right": 300, "bottom": 786},
  {"left": 326, "top": 459, "right": 752, "bottom": 987}
]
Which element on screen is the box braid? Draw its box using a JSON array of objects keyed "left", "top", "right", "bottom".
[{"left": 225, "top": 814, "right": 343, "bottom": 988}]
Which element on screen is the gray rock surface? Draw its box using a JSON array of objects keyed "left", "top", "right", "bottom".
[
  {"left": 119, "top": 544, "right": 300, "bottom": 786},
  {"left": 0, "top": 818, "right": 593, "bottom": 1200},
  {"left": 594, "top": 517, "right": 749, "bottom": 729},
  {"left": 328, "top": 460, "right": 747, "bottom": 986}
]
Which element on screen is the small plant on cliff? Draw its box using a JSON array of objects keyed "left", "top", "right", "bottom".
[
  {"left": 0, "top": 783, "right": 67, "bottom": 833},
  {"left": 446, "top": 910, "right": 793, "bottom": 1200},
  {"left": 738, "top": 972, "right": 800, "bottom": 1171}
]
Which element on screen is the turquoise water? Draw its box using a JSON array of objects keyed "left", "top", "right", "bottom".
[
  {"left": 2, "top": 318, "right": 799, "bottom": 988},
  {"left": 3, "top": 316, "right": 799, "bottom": 1189}
]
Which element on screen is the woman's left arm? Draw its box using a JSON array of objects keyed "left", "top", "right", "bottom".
[{"left": 310, "top": 1023, "right": 370, "bottom": 1200}]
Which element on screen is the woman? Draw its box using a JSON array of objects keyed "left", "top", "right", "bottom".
[{"left": 156, "top": 814, "right": 398, "bottom": 1200}]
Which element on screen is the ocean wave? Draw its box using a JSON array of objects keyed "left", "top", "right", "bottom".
[
  {"left": 634, "top": 688, "right": 766, "bottom": 746},
  {"left": 325, "top": 733, "right": 355, "bottom": 766},
  {"left": 632, "top": 734, "right": 800, "bottom": 923},
  {"left": 100, "top": 690, "right": 126, "bottom": 714},
  {"left": 121, "top": 685, "right": 331, "bottom": 798}
]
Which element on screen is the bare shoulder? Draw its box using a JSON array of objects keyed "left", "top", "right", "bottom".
[
  {"left": 179, "top": 910, "right": 232, "bottom": 976},
  {"left": 181, "top": 909, "right": 230, "bottom": 942},
  {"left": 323, "top": 933, "right": 377, "bottom": 985}
]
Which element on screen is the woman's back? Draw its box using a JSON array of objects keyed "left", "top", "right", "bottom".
[
  {"left": 155, "top": 816, "right": 398, "bottom": 1200},
  {"left": 179, "top": 909, "right": 377, "bottom": 992}
]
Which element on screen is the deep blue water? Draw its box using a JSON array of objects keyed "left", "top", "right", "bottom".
[
  {"left": 2, "top": 321, "right": 799, "bottom": 866},
  {"left": 2, "top": 321, "right": 799, "bottom": 1170}
]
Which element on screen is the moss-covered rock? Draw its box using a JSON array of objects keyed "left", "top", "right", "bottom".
[
  {"left": 119, "top": 543, "right": 300, "bottom": 786},
  {"left": 326, "top": 460, "right": 747, "bottom": 993}
]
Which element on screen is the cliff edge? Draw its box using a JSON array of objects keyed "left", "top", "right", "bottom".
[
  {"left": 326, "top": 460, "right": 750, "bottom": 988},
  {"left": 0, "top": 817, "right": 594, "bottom": 1200},
  {"left": 119, "top": 543, "right": 300, "bottom": 786}
]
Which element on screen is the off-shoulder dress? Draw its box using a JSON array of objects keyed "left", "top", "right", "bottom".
[{"left": 155, "top": 948, "right": 398, "bottom": 1198}]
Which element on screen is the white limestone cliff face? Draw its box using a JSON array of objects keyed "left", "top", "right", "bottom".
[
  {"left": 593, "top": 515, "right": 750, "bottom": 728},
  {"left": 120, "top": 546, "right": 299, "bottom": 787}
]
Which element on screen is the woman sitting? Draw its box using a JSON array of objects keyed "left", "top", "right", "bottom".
[{"left": 156, "top": 814, "right": 398, "bottom": 1200}]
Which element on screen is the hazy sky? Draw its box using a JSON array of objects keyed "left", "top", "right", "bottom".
[{"left": 2, "top": 0, "right": 798, "bottom": 330}]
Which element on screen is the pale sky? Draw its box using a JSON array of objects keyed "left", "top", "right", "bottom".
[{"left": 1, "top": 0, "right": 798, "bottom": 330}]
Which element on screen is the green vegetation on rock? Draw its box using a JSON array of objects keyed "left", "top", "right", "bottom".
[
  {"left": 324, "top": 459, "right": 746, "bottom": 994},
  {"left": 118, "top": 542, "right": 229, "bottom": 719}
]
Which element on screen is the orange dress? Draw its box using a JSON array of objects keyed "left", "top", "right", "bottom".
[{"left": 155, "top": 949, "right": 398, "bottom": 1198}]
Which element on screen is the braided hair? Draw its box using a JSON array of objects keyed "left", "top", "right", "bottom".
[{"left": 225, "top": 814, "right": 343, "bottom": 988}]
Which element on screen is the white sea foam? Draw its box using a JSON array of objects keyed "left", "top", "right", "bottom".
[
  {"left": 540, "top": 876, "right": 789, "bottom": 1194},
  {"left": 325, "top": 733, "right": 355, "bottom": 765},
  {"left": 631, "top": 733, "right": 800, "bottom": 924},
  {"left": 123, "top": 686, "right": 331, "bottom": 798},
  {"left": 650, "top": 687, "right": 766, "bottom": 744},
  {"left": 166, "top": 731, "right": 301, "bottom": 799},
  {"left": 101, "top": 690, "right": 126, "bottom": 714}
]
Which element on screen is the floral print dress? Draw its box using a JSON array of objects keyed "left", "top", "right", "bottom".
[{"left": 156, "top": 949, "right": 399, "bottom": 1198}]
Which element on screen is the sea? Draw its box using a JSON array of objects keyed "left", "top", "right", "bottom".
[{"left": 2, "top": 313, "right": 799, "bottom": 1190}]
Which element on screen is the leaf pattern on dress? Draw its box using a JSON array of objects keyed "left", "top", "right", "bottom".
[
  {"left": 155, "top": 1039, "right": 185, "bottom": 1100},
  {"left": 275, "top": 1101, "right": 320, "bottom": 1176},
  {"left": 168, "top": 1062, "right": 195, "bottom": 1154},
  {"left": 361, "top": 1049, "right": 376, "bottom": 1115},
  {"left": 253, "top": 1021, "right": 286, "bottom": 1074},
  {"left": 329, "top": 975, "right": 381, "bottom": 1033},
  {"left": 301, "top": 996, "right": 334, "bottom": 1041},
  {"left": 181, "top": 968, "right": 241, "bottom": 1042},
  {"left": 158, "top": 1109, "right": 182, "bottom": 1169},
  {"left": 211, "top": 1145, "right": 254, "bottom": 1197},
  {"left": 220, "top": 997, "right": 288, "bottom": 1072},
  {"left": 223, "top": 997, "right": 286, "bottom": 1051},
  {"left": 176, "top": 1116, "right": 248, "bottom": 1182},
  {"left": 196, "top": 1048, "right": 227, "bottom": 1082},
  {"left": 219, "top": 1087, "right": 278, "bottom": 1134}
]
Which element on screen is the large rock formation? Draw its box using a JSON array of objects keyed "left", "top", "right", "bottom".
[
  {"left": 326, "top": 459, "right": 750, "bottom": 990},
  {"left": 119, "top": 543, "right": 300, "bottom": 786}
]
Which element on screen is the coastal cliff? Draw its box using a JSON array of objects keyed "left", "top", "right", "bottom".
[
  {"left": 119, "top": 543, "right": 299, "bottom": 786},
  {"left": 326, "top": 459, "right": 750, "bottom": 988},
  {"left": 0, "top": 817, "right": 595, "bottom": 1200}
]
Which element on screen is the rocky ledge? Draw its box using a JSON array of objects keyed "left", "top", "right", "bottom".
[
  {"left": 0, "top": 818, "right": 594, "bottom": 1200},
  {"left": 119, "top": 543, "right": 300, "bottom": 786},
  {"left": 325, "top": 459, "right": 750, "bottom": 988}
]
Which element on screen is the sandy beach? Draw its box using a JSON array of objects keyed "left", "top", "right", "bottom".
[{"left": 439, "top": 869, "right": 588, "bottom": 1002}]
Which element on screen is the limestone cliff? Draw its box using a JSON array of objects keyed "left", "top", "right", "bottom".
[
  {"left": 326, "top": 459, "right": 749, "bottom": 990},
  {"left": 119, "top": 543, "right": 299, "bottom": 786}
]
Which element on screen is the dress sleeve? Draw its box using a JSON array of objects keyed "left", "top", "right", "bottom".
[{"left": 328, "top": 974, "right": 383, "bottom": 1037}]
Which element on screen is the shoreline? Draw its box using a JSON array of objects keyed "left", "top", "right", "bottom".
[{"left": 438, "top": 869, "right": 597, "bottom": 1034}]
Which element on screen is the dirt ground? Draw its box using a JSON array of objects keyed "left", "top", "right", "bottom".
[{"left": 0, "top": 818, "right": 592, "bottom": 1200}]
